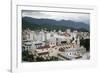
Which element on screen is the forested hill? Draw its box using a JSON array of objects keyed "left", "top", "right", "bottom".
[{"left": 22, "top": 17, "right": 90, "bottom": 32}]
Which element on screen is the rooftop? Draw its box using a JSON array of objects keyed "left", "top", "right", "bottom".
[{"left": 37, "top": 45, "right": 50, "bottom": 49}]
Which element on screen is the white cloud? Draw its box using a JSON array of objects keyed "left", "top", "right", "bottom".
[{"left": 22, "top": 10, "right": 90, "bottom": 24}]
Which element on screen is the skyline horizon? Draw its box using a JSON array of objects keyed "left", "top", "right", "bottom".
[
  {"left": 22, "top": 10, "right": 90, "bottom": 24},
  {"left": 22, "top": 16, "right": 90, "bottom": 25}
]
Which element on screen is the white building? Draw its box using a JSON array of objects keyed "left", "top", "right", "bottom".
[{"left": 22, "top": 28, "right": 88, "bottom": 60}]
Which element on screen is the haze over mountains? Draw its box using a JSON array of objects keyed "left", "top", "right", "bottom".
[{"left": 22, "top": 17, "right": 90, "bottom": 32}]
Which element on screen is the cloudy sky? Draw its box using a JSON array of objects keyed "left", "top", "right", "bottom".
[{"left": 22, "top": 10, "right": 90, "bottom": 24}]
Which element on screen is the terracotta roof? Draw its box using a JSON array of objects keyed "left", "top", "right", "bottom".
[
  {"left": 63, "top": 32, "right": 70, "bottom": 36},
  {"left": 37, "top": 45, "right": 50, "bottom": 49},
  {"left": 38, "top": 52, "right": 49, "bottom": 55},
  {"left": 52, "top": 46, "right": 55, "bottom": 48}
]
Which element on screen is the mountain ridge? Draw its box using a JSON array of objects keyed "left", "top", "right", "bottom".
[{"left": 22, "top": 17, "right": 90, "bottom": 32}]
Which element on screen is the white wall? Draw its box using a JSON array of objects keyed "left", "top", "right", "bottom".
[{"left": 0, "top": 0, "right": 99, "bottom": 73}]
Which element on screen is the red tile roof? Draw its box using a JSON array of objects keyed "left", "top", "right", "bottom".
[
  {"left": 37, "top": 45, "right": 50, "bottom": 49},
  {"left": 38, "top": 52, "right": 49, "bottom": 55}
]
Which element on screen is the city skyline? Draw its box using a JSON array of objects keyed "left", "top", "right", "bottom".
[{"left": 22, "top": 10, "right": 90, "bottom": 62}]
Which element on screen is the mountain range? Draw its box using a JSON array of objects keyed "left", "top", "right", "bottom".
[{"left": 22, "top": 17, "right": 90, "bottom": 32}]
